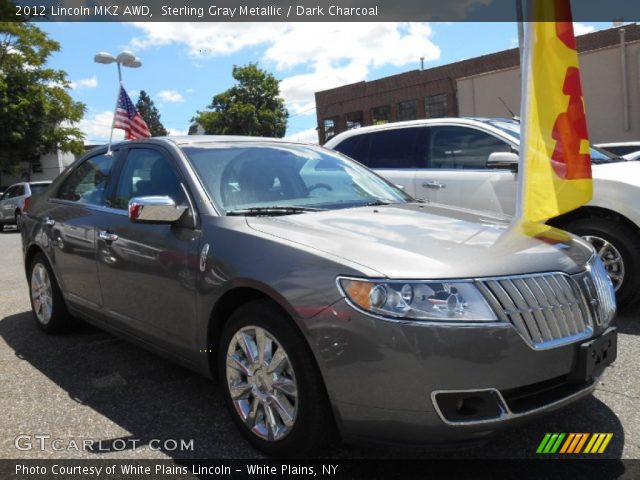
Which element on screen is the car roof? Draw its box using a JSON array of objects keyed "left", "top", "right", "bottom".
[
  {"left": 324, "top": 117, "right": 517, "bottom": 146},
  {"left": 107, "top": 135, "right": 303, "bottom": 148},
  {"left": 29, "top": 181, "right": 52, "bottom": 185}
]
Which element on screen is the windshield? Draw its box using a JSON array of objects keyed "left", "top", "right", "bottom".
[
  {"left": 184, "top": 143, "right": 413, "bottom": 214},
  {"left": 485, "top": 119, "right": 625, "bottom": 164}
]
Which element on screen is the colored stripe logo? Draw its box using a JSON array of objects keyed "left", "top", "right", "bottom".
[{"left": 537, "top": 433, "right": 613, "bottom": 454}]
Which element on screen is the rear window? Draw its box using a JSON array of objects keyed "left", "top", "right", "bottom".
[{"left": 29, "top": 184, "right": 49, "bottom": 195}]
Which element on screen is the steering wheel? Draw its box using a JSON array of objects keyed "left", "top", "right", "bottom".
[{"left": 307, "top": 183, "right": 333, "bottom": 193}]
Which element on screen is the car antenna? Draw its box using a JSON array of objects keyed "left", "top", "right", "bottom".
[{"left": 498, "top": 97, "right": 519, "bottom": 120}]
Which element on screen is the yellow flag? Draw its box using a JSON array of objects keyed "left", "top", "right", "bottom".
[{"left": 518, "top": 1, "right": 593, "bottom": 223}]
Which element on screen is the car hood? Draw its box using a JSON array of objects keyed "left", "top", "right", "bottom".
[
  {"left": 246, "top": 203, "right": 593, "bottom": 278},
  {"left": 592, "top": 161, "right": 640, "bottom": 187}
]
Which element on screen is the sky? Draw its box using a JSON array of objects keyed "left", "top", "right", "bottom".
[{"left": 39, "top": 21, "right": 611, "bottom": 145}]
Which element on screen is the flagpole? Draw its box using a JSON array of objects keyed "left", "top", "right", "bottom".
[
  {"left": 106, "top": 63, "right": 123, "bottom": 156},
  {"left": 516, "top": 0, "right": 525, "bottom": 66},
  {"left": 514, "top": 0, "right": 527, "bottom": 221}
]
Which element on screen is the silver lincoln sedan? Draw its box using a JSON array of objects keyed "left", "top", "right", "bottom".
[{"left": 21, "top": 136, "right": 617, "bottom": 456}]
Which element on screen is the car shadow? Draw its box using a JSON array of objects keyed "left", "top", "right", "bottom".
[{"left": 0, "top": 311, "right": 627, "bottom": 462}]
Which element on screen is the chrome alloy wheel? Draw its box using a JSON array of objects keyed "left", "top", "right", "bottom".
[
  {"left": 582, "top": 235, "right": 625, "bottom": 291},
  {"left": 225, "top": 325, "right": 298, "bottom": 442},
  {"left": 31, "top": 263, "right": 53, "bottom": 324}
]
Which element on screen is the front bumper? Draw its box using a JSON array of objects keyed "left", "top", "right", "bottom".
[{"left": 305, "top": 299, "right": 615, "bottom": 445}]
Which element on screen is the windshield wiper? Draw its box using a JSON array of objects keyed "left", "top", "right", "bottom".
[
  {"left": 364, "top": 200, "right": 394, "bottom": 207},
  {"left": 226, "top": 206, "right": 326, "bottom": 216}
]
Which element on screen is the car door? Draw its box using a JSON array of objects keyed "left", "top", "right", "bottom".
[
  {"left": 96, "top": 145, "right": 200, "bottom": 353},
  {"left": 48, "top": 152, "right": 118, "bottom": 309},
  {"left": 415, "top": 125, "right": 518, "bottom": 215}
]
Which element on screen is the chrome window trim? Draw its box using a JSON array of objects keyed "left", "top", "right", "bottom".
[{"left": 48, "top": 198, "right": 128, "bottom": 216}]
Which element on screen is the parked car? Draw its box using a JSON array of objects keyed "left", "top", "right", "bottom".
[
  {"left": 21, "top": 137, "right": 617, "bottom": 455},
  {"left": 0, "top": 181, "right": 51, "bottom": 232},
  {"left": 596, "top": 141, "right": 640, "bottom": 157},
  {"left": 326, "top": 118, "right": 640, "bottom": 307}
]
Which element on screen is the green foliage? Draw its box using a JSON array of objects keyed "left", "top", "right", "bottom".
[
  {"left": 0, "top": 21, "right": 85, "bottom": 170},
  {"left": 135, "top": 90, "right": 168, "bottom": 137},
  {"left": 194, "top": 63, "right": 288, "bottom": 137}
]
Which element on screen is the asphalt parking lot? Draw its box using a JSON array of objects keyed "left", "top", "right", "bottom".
[{"left": 0, "top": 228, "right": 638, "bottom": 461}]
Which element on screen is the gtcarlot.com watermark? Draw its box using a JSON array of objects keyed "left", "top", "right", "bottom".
[{"left": 14, "top": 434, "right": 194, "bottom": 452}]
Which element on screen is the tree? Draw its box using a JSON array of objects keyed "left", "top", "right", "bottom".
[
  {"left": 194, "top": 63, "right": 288, "bottom": 137},
  {"left": 135, "top": 90, "right": 168, "bottom": 137},
  {"left": 0, "top": 21, "right": 85, "bottom": 171}
]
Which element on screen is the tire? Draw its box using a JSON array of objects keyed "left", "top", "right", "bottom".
[
  {"left": 563, "top": 217, "right": 640, "bottom": 307},
  {"left": 14, "top": 211, "right": 22, "bottom": 232},
  {"left": 218, "top": 300, "right": 334, "bottom": 456},
  {"left": 28, "top": 252, "right": 75, "bottom": 334}
]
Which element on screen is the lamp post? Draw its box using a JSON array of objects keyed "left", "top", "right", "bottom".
[{"left": 94, "top": 51, "right": 142, "bottom": 154}]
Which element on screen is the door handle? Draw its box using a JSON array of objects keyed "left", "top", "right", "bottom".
[
  {"left": 43, "top": 216, "right": 56, "bottom": 226},
  {"left": 422, "top": 181, "right": 446, "bottom": 189},
  {"left": 98, "top": 230, "right": 119, "bottom": 242}
]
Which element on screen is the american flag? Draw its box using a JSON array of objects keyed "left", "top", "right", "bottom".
[{"left": 113, "top": 86, "right": 151, "bottom": 139}]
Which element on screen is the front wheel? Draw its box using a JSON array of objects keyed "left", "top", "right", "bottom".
[
  {"left": 218, "top": 300, "right": 334, "bottom": 456},
  {"left": 564, "top": 217, "right": 640, "bottom": 307}
]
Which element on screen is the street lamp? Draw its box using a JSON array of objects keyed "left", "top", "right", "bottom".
[
  {"left": 94, "top": 51, "right": 142, "bottom": 152},
  {"left": 94, "top": 50, "right": 142, "bottom": 81}
]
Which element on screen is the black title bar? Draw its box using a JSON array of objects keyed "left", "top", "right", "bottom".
[{"left": 4, "top": 0, "right": 640, "bottom": 22}]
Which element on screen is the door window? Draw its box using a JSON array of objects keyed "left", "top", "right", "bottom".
[
  {"left": 428, "top": 126, "right": 511, "bottom": 170},
  {"left": 332, "top": 134, "right": 370, "bottom": 164},
  {"left": 368, "top": 128, "right": 425, "bottom": 168},
  {"left": 57, "top": 154, "right": 115, "bottom": 205},
  {"left": 113, "top": 148, "right": 185, "bottom": 210}
]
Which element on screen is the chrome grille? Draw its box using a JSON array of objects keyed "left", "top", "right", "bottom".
[{"left": 480, "top": 273, "right": 593, "bottom": 349}]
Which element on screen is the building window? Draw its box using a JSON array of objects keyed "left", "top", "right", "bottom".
[
  {"left": 397, "top": 100, "right": 418, "bottom": 121},
  {"left": 425, "top": 94, "right": 448, "bottom": 118},
  {"left": 323, "top": 117, "right": 339, "bottom": 141},
  {"left": 345, "top": 111, "right": 363, "bottom": 130},
  {"left": 371, "top": 105, "right": 391, "bottom": 125}
]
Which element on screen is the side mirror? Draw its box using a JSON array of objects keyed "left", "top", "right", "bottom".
[
  {"left": 128, "top": 196, "right": 188, "bottom": 224},
  {"left": 487, "top": 152, "right": 519, "bottom": 171}
]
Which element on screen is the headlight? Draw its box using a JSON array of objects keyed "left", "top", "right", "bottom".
[
  {"left": 337, "top": 277, "right": 498, "bottom": 322},
  {"left": 587, "top": 255, "right": 616, "bottom": 326}
]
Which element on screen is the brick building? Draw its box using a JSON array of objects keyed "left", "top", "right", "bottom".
[{"left": 314, "top": 24, "right": 640, "bottom": 144}]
